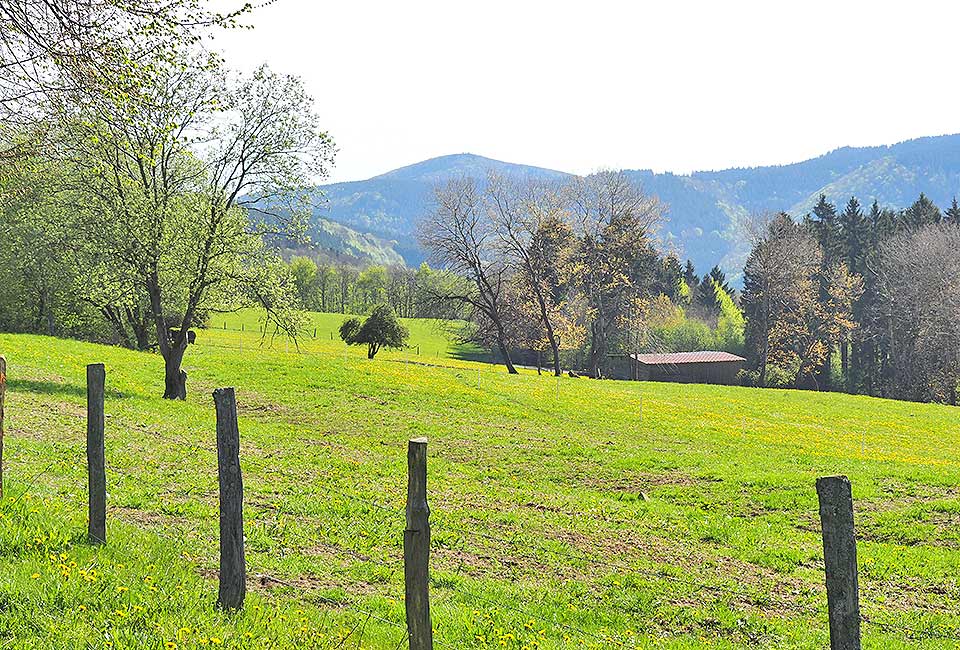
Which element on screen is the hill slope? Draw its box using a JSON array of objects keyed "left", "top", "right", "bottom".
[
  {"left": 311, "top": 135, "right": 960, "bottom": 276},
  {"left": 0, "top": 312, "right": 958, "bottom": 647}
]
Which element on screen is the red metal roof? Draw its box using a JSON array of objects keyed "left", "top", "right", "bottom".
[{"left": 631, "top": 351, "right": 746, "bottom": 365}]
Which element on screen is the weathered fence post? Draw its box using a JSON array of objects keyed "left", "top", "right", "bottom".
[
  {"left": 214, "top": 387, "right": 246, "bottom": 609},
  {"left": 0, "top": 355, "right": 6, "bottom": 500},
  {"left": 816, "top": 475, "right": 861, "bottom": 650},
  {"left": 404, "top": 437, "right": 432, "bottom": 650},
  {"left": 86, "top": 363, "right": 106, "bottom": 544}
]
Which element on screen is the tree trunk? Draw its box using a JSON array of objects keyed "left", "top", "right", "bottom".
[
  {"left": 841, "top": 341, "right": 849, "bottom": 390},
  {"left": 549, "top": 336, "right": 561, "bottom": 377},
  {"left": 162, "top": 343, "right": 188, "bottom": 400},
  {"left": 589, "top": 321, "right": 603, "bottom": 379},
  {"left": 496, "top": 338, "right": 518, "bottom": 374}
]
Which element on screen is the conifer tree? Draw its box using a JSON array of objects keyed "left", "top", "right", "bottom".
[
  {"left": 946, "top": 197, "right": 960, "bottom": 225},
  {"left": 810, "top": 194, "right": 842, "bottom": 264},
  {"left": 901, "top": 193, "right": 941, "bottom": 228},
  {"left": 838, "top": 197, "right": 869, "bottom": 275}
]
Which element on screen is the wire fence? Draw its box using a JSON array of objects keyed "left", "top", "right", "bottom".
[{"left": 2, "top": 358, "right": 960, "bottom": 648}]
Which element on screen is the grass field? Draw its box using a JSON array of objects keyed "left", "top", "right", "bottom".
[{"left": 0, "top": 308, "right": 958, "bottom": 648}]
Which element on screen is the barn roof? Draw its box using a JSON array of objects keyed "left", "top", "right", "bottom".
[{"left": 631, "top": 351, "right": 746, "bottom": 365}]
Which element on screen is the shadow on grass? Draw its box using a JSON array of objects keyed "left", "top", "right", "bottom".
[
  {"left": 8, "top": 379, "right": 133, "bottom": 400},
  {"left": 447, "top": 344, "right": 498, "bottom": 364}
]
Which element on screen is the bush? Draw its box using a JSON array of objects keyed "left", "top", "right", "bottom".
[
  {"left": 737, "top": 369, "right": 760, "bottom": 387},
  {"left": 763, "top": 365, "right": 795, "bottom": 389},
  {"left": 339, "top": 305, "right": 408, "bottom": 359}
]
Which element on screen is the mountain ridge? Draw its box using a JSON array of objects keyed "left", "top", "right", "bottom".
[{"left": 305, "top": 134, "right": 960, "bottom": 277}]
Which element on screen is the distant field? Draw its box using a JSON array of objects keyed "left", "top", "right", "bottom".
[
  {"left": 213, "top": 308, "right": 483, "bottom": 362},
  {"left": 0, "top": 309, "right": 958, "bottom": 648}
]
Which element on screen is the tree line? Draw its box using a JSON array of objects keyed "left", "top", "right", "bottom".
[{"left": 742, "top": 194, "right": 960, "bottom": 404}]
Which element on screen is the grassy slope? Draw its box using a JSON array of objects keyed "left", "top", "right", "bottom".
[{"left": 0, "top": 310, "right": 958, "bottom": 649}]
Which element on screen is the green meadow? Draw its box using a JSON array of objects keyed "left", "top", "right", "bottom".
[{"left": 0, "top": 309, "right": 958, "bottom": 649}]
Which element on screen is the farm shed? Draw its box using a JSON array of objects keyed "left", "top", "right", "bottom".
[{"left": 629, "top": 351, "right": 746, "bottom": 385}]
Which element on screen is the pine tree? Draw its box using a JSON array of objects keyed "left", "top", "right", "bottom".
[
  {"left": 810, "top": 194, "right": 842, "bottom": 264},
  {"left": 946, "top": 197, "right": 960, "bottom": 225},
  {"left": 838, "top": 196, "right": 869, "bottom": 275},
  {"left": 658, "top": 255, "right": 684, "bottom": 301},
  {"left": 708, "top": 265, "right": 735, "bottom": 300},
  {"left": 901, "top": 193, "right": 941, "bottom": 229},
  {"left": 683, "top": 260, "right": 697, "bottom": 288}
]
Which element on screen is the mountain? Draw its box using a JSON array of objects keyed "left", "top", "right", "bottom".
[{"left": 306, "top": 136, "right": 960, "bottom": 278}]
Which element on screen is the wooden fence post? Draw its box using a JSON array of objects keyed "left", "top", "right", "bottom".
[
  {"left": 214, "top": 387, "right": 246, "bottom": 610},
  {"left": 404, "top": 437, "right": 432, "bottom": 650},
  {"left": 86, "top": 363, "right": 106, "bottom": 544},
  {"left": 0, "top": 355, "right": 6, "bottom": 500},
  {"left": 816, "top": 475, "right": 861, "bottom": 650}
]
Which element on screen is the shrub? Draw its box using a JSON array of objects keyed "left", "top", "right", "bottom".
[
  {"left": 339, "top": 305, "right": 409, "bottom": 359},
  {"left": 763, "top": 365, "right": 794, "bottom": 389}
]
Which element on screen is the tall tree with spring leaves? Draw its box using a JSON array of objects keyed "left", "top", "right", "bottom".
[{"left": 58, "top": 60, "right": 334, "bottom": 399}]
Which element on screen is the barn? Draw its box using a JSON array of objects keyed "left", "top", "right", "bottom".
[{"left": 629, "top": 351, "right": 746, "bottom": 385}]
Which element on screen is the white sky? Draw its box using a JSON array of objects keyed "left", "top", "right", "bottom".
[{"left": 214, "top": 0, "right": 960, "bottom": 184}]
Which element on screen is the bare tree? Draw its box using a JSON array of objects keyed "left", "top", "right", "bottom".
[
  {"left": 873, "top": 222, "right": 960, "bottom": 404},
  {"left": 488, "top": 173, "right": 576, "bottom": 376},
  {"left": 742, "top": 213, "right": 863, "bottom": 388},
  {"left": 419, "top": 177, "right": 519, "bottom": 373},
  {"left": 568, "top": 171, "right": 664, "bottom": 378}
]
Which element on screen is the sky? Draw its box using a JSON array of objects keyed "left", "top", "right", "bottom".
[{"left": 214, "top": 0, "right": 960, "bottom": 184}]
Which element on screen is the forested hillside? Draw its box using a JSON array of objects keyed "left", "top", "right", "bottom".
[{"left": 312, "top": 135, "right": 960, "bottom": 276}]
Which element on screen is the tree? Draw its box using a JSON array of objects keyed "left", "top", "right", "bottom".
[
  {"left": 58, "top": 60, "right": 334, "bottom": 399},
  {"left": 419, "top": 176, "right": 520, "bottom": 373},
  {"left": 809, "top": 194, "right": 842, "bottom": 264},
  {"left": 946, "top": 197, "right": 960, "bottom": 226},
  {"left": 901, "top": 193, "right": 941, "bottom": 229},
  {"left": 355, "top": 265, "right": 388, "bottom": 312},
  {"left": 655, "top": 255, "right": 684, "bottom": 302},
  {"left": 569, "top": 171, "right": 663, "bottom": 378},
  {"left": 488, "top": 173, "right": 577, "bottom": 376},
  {"left": 0, "top": 0, "right": 251, "bottom": 135},
  {"left": 742, "top": 213, "right": 863, "bottom": 389},
  {"left": 873, "top": 222, "right": 960, "bottom": 404},
  {"left": 339, "top": 304, "right": 409, "bottom": 359},
  {"left": 290, "top": 256, "right": 320, "bottom": 310}
]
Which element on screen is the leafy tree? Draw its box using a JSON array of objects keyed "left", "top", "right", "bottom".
[
  {"left": 742, "top": 213, "right": 862, "bottom": 388},
  {"left": 339, "top": 304, "right": 409, "bottom": 359},
  {"left": 290, "top": 256, "right": 320, "bottom": 310},
  {"left": 0, "top": 0, "right": 252, "bottom": 135},
  {"left": 55, "top": 60, "right": 334, "bottom": 399},
  {"left": 355, "top": 265, "right": 388, "bottom": 312}
]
